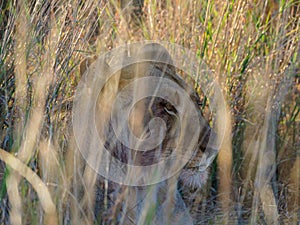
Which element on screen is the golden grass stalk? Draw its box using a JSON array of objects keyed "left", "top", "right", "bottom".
[
  {"left": 0, "top": 148, "right": 58, "bottom": 225},
  {"left": 38, "top": 140, "right": 60, "bottom": 196},
  {"left": 216, "top": 104, "right": 233, "bottom": 223},
  {"left": 5, "top": 3, "right": 31, "bottom": 224},
  {"left": 5, "top": 2, "right": 59, "bottom": 224}
]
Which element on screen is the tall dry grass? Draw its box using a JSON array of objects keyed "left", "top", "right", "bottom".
[{"left": 0, "top": 0, "right": 299, "bottom": 224}]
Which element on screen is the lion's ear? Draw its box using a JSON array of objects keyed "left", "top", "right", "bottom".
[
  {"left": 137, "top": 43, "right": 174, "bottom": 64},
  {"left": 79, "top": 56, "right": 96, "bottom": 76}
]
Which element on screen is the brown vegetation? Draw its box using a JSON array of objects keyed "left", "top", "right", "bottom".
[{"left": 0, "top": 0, "right": 299, "bottom": 224}]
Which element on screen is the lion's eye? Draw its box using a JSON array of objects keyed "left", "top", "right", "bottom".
[{"left": 163, "top": 106, "right": 177, "bottom": 117}]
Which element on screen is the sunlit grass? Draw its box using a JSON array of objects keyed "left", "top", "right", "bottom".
[{"left": 0, "top": 0, "right": 299, "bottom": 224}]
